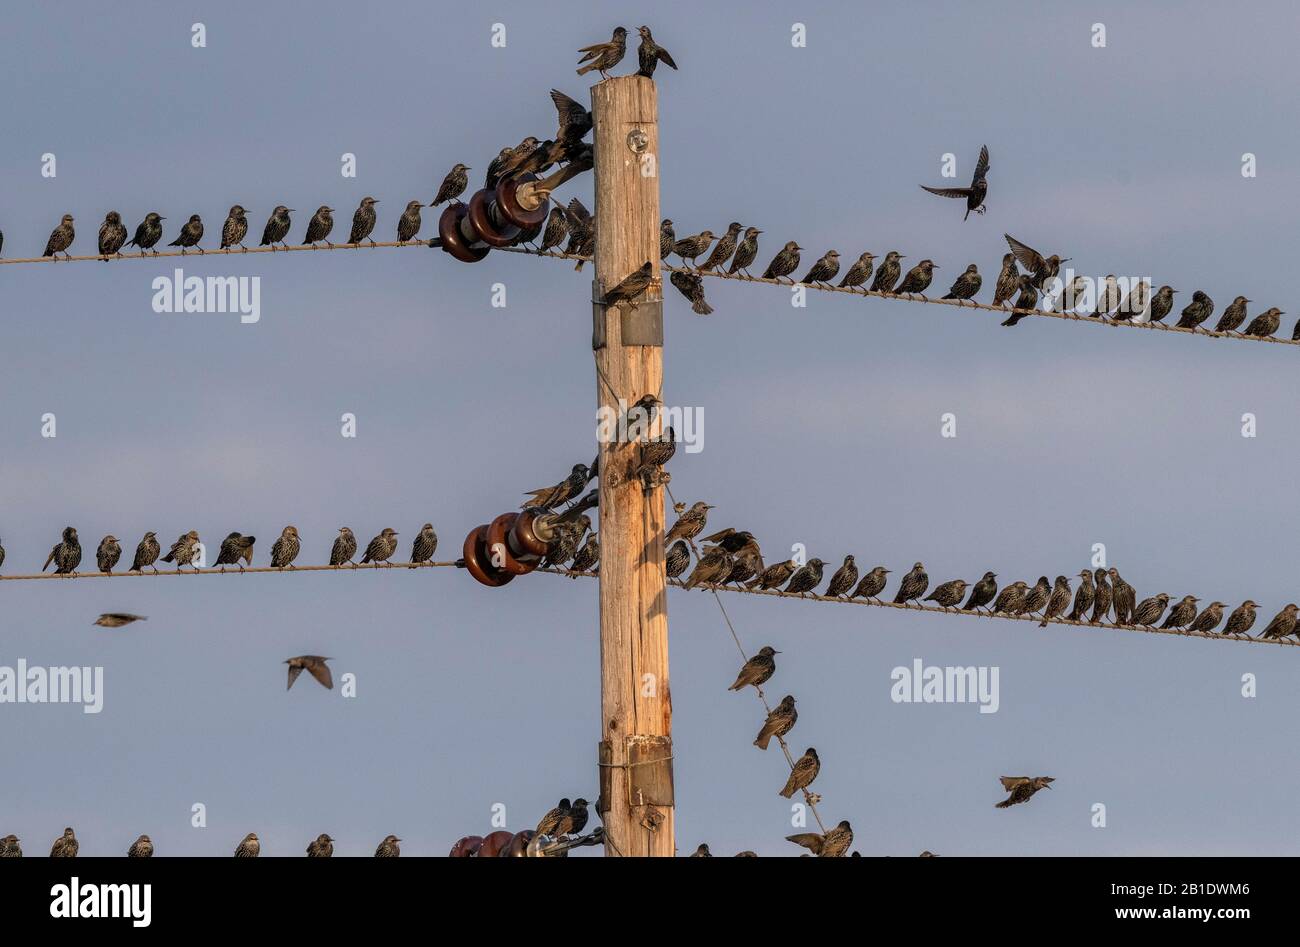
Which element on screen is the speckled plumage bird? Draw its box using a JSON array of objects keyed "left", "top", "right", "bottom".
[
  {"left": 869, "top": 251, "right": 904, "bottom": 293},
  {"left": 800, "top": 249, "right": 841, "bottom": 286},
  {"left": 893, "top": 562, "right": 928, "bottom": 605},
  {"left": 635, "top": 25, "right": 677, "bottom": 77},
  {"left": 94, "top": 613, "right": 148, "bottom": 628},
  {"left": 658, "top": 218, "right": 674, "bottom": 260},
  {"left": 942, "top": 264, "right": 981, "bottom": 301},
  {"left": 685, "top": 545, "right": 733, "bottom": 589},
  {"left": 539, "top": 205, "right": 569, "bottom": 254},
  {"left": 169, "top": 214, "right": 204, "bottom": 253},
  {"left": 1243, "top": 306, "right": 1283, "bottom": 338},
  {"left": 964, "top": 571, "right": 998, "bottom": 612},
  {"left": 754, "top": 695, "right": 797, "bottom": 750},
  {"left": 1021, "top": 576, "right": 1051, "bottom": 616},
  {"left": 779, "top": 748, "right": 820, "bottom": 799},
  {"left": 1130, "top": 592, "right": 1170, "bottom": 628},
  {"left": 563, "top": 799, "right": 590, "bottom": 836},
  {"left": 1090, "top": 568, "right": 1112, "bottom": 624},
  {"left": 397, "top": 200, "right": 424, "bottom": 243},
  {"left": 543, "top": 515, "right": 591, "bottom": 569},
  {"left": 127, "top": 212, "right": 164, "bottom": 255},
  {"left": 689, "top": 843, "right": 712, "bottom": 857},
  {"left": 576, "top": 26, "right": 628, "bottom": 79},
  {"left": 824, "top": 555, "right": 858, "bottom": 598},
  {"left": 1213, "top": 295, "right": 1250, "bottom": 333},
  {"left": 215, "top": 532, "right": 255, "bottom": 572},
  {"left": 849, "top": 565, "right": 890, "bottom": 602},
  {"left": 330, "top": 527, "right": 358, "bottom": 567},
  {"left": 672, "top": 230, "right": 715, "bottom": 268},
  {"left": 567, "top": 203, "right": 596, "bottom": 269},
  {"left": 697, "top": 222, "right": 742, "bottom": 273},
  {"left": 130, "top": 531, "right": 160, "bottom": 573},
  {"left": 375, "top": 835, "right": 401, "bottom": 857},
  {"left": 409, "top": 523, "right": 438, "bottom": 566},
  {"left": 1160, "top": 594, "right": 1199, "bottom": 629},
  {"left": 1053, "top": 274, "right": 1090, "bottom": 313},
  {"left": 730, "top": 645, "right": 778, "bottom": 691},
  {"left": 991, "top": 253, "right": 1019, "bottom": 307},
  {"left": 484, "top": 147, "right": 514, "bottom": 189},
  {"left": 270, "top": 525, "right": 301, "bottom": 569},
  {"left": 1109, "top": 569, "right": 1135, "bottom": 625},
  {"left": 96, "top": 535, "right": 121, "bottom": 573},
  {"left": 669, "top": 270, "right": 712, "bottom": 315},
  {"left": 43, "top": 526, "right": 82, "bottom": 575},
  {"left": 551, "top": 89, "right": 592, "bottom": 142},
  {"left": 286, "top": 655, "right": 333, "bottom": 691},
  {"left": 920, "top": 145, "right": 989, "bottom": 219},
  {"left": 750, "top": 558, "right": 798, "bottom": 591},
  {"left": 926, "top": 578, "right": 969, "bottom": 611},
  {"left": 536, "top": 798, "right": 571, "bottom": 836},
  {"left": 992, "top": 581, "right": 1028, "bottom": 615},
  {"left": 762, "top": 241, "right": 802, "bottom": 282},
  {"left": 50, "top": 827, "right": 78, "bottom": 857},
  {"left": 1143, "top": 285, "right": 1177, "bottom": 323},
  {"left": 362, "top": 528, "right": 399, "bottom": 565},
  {"left": 523, "top": 463, "right": 590, "bottom": 511},
  {"left": 98, "top": 211, "right": 127, "bottom": 258},
  {"left": 128, "top": 835, "right": 153, "bottom": 858},
  {"left": 1259, "top": 603, "right": 1299, "bottom": 640},
  {"left": 787, "top": 820, "right": 853, "bottom": 857},
  {"left": 603, "top": 262, "right": 654, "bottom": 307},
  {"left": 1093, "top": 275, "right": 1126, "bottom": 318},
  {"left": 1222, "top": 601, "right": 1257, "bottom": 636},
  {"left": 635, "top": 427, "right": 676, "bottom": 486},
  {"left": 1040, "top": 575, "right": 1072, "bottom": 627},
  {"left": 1188, "top": 601, "right": 1225, "bottom": 634},
  {"left": 306, "top": 834, "right": 334, "bottom": 858},
  {"left": 1000, "top": 275, "right": 1039, "bottom": 326},
  {"left": 894, "top": 259, "right": 938, "bottom": 297},
  {"left": 234, "top": 833, "right": 260, "bottom": 857},
  {"left": 43, "top": 214, "right": 76, "bottom": 259},
  {"left": 1, "top": 836, "right": 22, "bottom": 857},
  {"left": 257, "top": 205, "right": 292, "bottom": 250},
  {"left": 349, "top": 197, "right": 380, "bottom": 245},
  {"left": 666, "top": 501, "right": 713, "bottom": 544},
  {"left": 1004, "top": 234, "right": 1067, "bottom": 290},
  {"left": 432, "top": 163, "right": 470, "bottom": 207},
  {"left": 996, "top": 776, "right": 1054, "bottom": 809},
  {"left": 220, "top": 205, "right": 249, "bottom": 250},
  {"left": 0, "top": 538, "right": 5, "bottom": 573},
  {"left": 570, "top": 533, "right": 600, "bottom": 575},
  {"left": 728, "top": 227, "right": 762, "bottom": 276},
  {"left": 1174, "top": 290, "right": 1215, "bottom": 329},
  {"left": 784, "top": 558, "right": 825, "bottom": 596},
  {"left": 837, "top": 251, "right": 874, "bottom": 289},
  {"left": 665, "top": 540, "right": 690, "bottom": 578},
  {"left": 1067, "top": 569, "right": 1094, "bottom": 621}
]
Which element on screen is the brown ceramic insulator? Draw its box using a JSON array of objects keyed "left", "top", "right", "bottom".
[
  {"left": 468, "top": 188, "right": 521, "bottom": 248},
  {"left": 502, "top": 830, "right": 536, "bottom": 857},
  {"left": 448, "top": 835, "right": 484, "bottom": 858},
  {"left": 486, "top": 512, "right": 536, "bottom": 576},
  {"left": 477, "top": 830, "right": 515, "bottom": 858},
  {"left": 461, "top": 524, "right": 514, "bottom": 587},
  {"left": 438, "top": 202, "right": 489, "bottom": 263},
  {"left": 497, "top": 174, "right": 549, "bottom": 230},
  {"left": 509, "top": 509, "right": 551, "bottom": 560}
]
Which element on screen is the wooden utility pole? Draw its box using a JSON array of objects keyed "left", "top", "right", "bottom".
[{"left": 591, "top": 75, "right": 674, "bottom": 857}]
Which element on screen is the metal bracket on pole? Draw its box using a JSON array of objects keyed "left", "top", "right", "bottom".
[{"left": 592, "top": 282, "right": 664, "bottom": 350}]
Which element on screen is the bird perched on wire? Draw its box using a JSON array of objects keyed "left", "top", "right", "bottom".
[
  {"left": 220, "top": 205, "right": 249, "bottom": 251},
  {"left": 1141, "top": 284, "right": 1176, "bottom": 323},
  {"left": 1161, "top": 595, "right": 1199, "bottom": 630},
  {"left": 215, "top": 532, "right": 256, "bottom": 572},
  {"left": 566, "top": 198, "right": 596, "bottom": 268},
  {"left": 0, "top": 836, "right": 20, "bottom": 857},
  {"left": 689, "top": 844, "right": 712, "bottom": 857},
  {"left": 750, "top": 558, "right": 798, "bottom": 591},
  {"left": 43, "top": 526, "right": 82, "bottom": 575},
  {"left": 991, "top": 253, "right": 1019, "bottom": 307},
  {"left": 728, "top": 227, "right": 762, "bottom": 277},
  {"left": 270, "top": 526, "right": 301, "bottom": 569},
  {"left": 362, "top": 528, "right": 400, "bottom": 566},
  {"left": 784, "top": 558, "right": 825, "bottom": 597},
  {"left": 542, "top": 514, "right": 591, "bottom": 569},
  {"left": 1004, "top": 234, "right": 1068, "bottom": 289},
  {"left": 234, "top": 833, "right": 260, "bottom": 857},
  {"left": 306, "top": 834, "right": 334, "bottom": 858},
  {"left": 397, "top": 200, "right": 424, "bottom": 244},
  {"left": 1089, "top": 568, "right": 1112, "bottom": 624},
  {"left": 127, "top": 212, "right": 164, "bottom": 255},
  {"left": 837, "top": 251, "right": 875, "bottom": 289},
  {"left": 869, "top": 250, "right": 904, "bottom": 293},
  {"left": 330, "top": 527, "right": 358, "bottom": 567},
  {"left": 824, "top": 555, "right": 858, "bottom": 598},
  {"left": 551, "top": 89, "right": 593, "bottom": 141},
  {"left": 1213, "top": 295, "right": 1250, "bottom": 333},
  {"left": 98, "top": 211, "right": 127, "bottom": 259},
  {"left": 995, "top": 776, "right": 1054, "bottom": 808},
  {"left": 1000, "top": 275, "right": 1039, "bottom": 326},
  {"left": 1092, "top": 275, "right": 1123, "bottom": 318},
  {"left": 992, "top": 581, "right": 1028, "bottom": 616},
  {"left": 665, "top": 540, "right": 690, "bottom": 578},
  {"left": 669, "top": 271, "right": 712, "bottom": 315},
  {"left": 523, "top": 463, "right": 590, "bottom": 511},
  {"left": 43, "top": 214, "right": 76, "bottom": 259},
  {"left": 893, "top": 562, "right": 929, "bottom": 605},
  {"left": 926, "top": 578, "right": 969, "bottom": 611},
  {"left": 1052, "top": 273, "right": 1089, "bottom": 313},
  {"left": 1130, "top": 592, "right": 1170, "bottom": 629},
  {"left": 299, "top": 205, "right": 336, "bottom": 249},
  {"left": 800, "top": 249, "right": 841, "bottom": 287},
  {"left": 1243, "top": 307, "right": 1283, "bottom": 338},
  {"left": 50, "top": 828, "right": 79, "bottom": 857},
  {"left": 635, "top": 427, "right": 676, "bottom": 488},
  {"left": 565, "top": 799, "right": 590, "bottom": 836},
  {"left": 754, "top": 695, "right": 797, "bottom": 750},
  {"left": 762, "top": 241, "right": 802, "bottom": 283},
  {"left": 128, "top": 835, "right": 153, "bottom": 858},
  {"left": 779, "top": 748, "right": 820, "bottom": 799},
  {"left": 483, "top": 147, "right": 514, "bottom": 189},
  {"left": 491, "top": 137, "right": 541, "bottom": 181},
  {"left": 1174, "top": 290, "right": 1215, "bottom": 329},
  {"left": 963, "top": 571, "right": 998, "bottom": 612},
  {"left": 1021, "top": 577, "right": 1051, "bottom": 616},
  {"left": 286, "top": 655, "right": 333, "bottom": 691},
  {"left": 535, "top": 798, "right": 571, "bottom": 836},
  {"left": 1222, "top": 601, "right": 1257, "bottom": 636},
  {"left": 787, "top": 820, "right": 853, "bottom": 857},
  {"left": 1187, "top": 601, "right": 1225, "bottom": 634},
  {"left": 1067, "top": 569, "right": 1094, "bottom": 621},
  {"left": 672, "top": 230, "right": 715, "bottom": 269},
  {"left": 920, "top": 145, "right": 989, "bottom": 219},
  {"left": 570, "top": 533, "right": 600, "bottom": 575},
  {"left": 169, "top": 214, "right": 204, "bottom": 254},
  {"left": 431, "top": 163, "right": 470, "bottom": 207},
  {"left": 577, "top": 26, "right": 628, "bottom": 79},
  {"left": 603, "top": 262, "right": 654, "bottom": 307},
  {"left": 96, "top": 535, "right": 121, "bottom": 573},
  {"left": 1109, "top": 568, "right": 1136, "bottom": 624},
  {"left": 685, "top": 545, "right": 733, "bottom": 589},
  {"left": 259, "top": 206, "right": 294, "bottom": 250},
  {"left": 1040, "top": 576, "right": 1073, "bottom": 627},
  {"left": 1259, "top": 603, "right": 1299, "bottom": 640},
  {"left": 942, "top": 263, "right": 981, "bottom": 302},
  {"left": 851, "top": 565, "right": 891, "bottom": 602},
  {"left": 666, "top": 501, "right": 713, "bottom": 544},
  {"left": 658, "top": 218, "right": 675, "bottom": 260},
  {"left": 410, "top": 523, "right": 438, "bottom": 567},
  {"left": 697, "top": 222, "right": 742, "bottom": 273},
  {"left": 538, "top": 205, "right": 569, "bottom": 255},
  {"left": 94, "top": 613, "right": 148, "bottom": 628},
  {"left": 635, "top": 25, "right": 677, "bottom": 77},
  {"left": 349, "top": 197, "right": 380, "bottom": 246},
  {"left": 129, "top": 532, "right": 161, "bottom": 573},
  {"left": 730, "top": 646, "right": 778, "bottom": 691}
]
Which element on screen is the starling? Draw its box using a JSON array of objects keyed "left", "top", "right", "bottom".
[
  {"left": 893, "top": 561, "right": 929, "bottom": 605},
  {"left": 220, "top": 205, "right": 250, "bottom": 250},
  {"left": 762, "top": 241, "right": 803, "bottom": 282},
  {"left": 127, "top": 212, "right": 165, "bottom": 255},
  {"left": 494, "top": 137, "right": 542, "bottom": 180},
  {"left": 992, "top": 581, "right": 1028, "bottom": 615},
  {"left": 1003, "top": 234, "right": 1068, "bottom": 289},
  {"left": 551, "top": 89, "right": 593, "bottom": 141},
  {"left": 779, "top": 748, "right": 820, "bottom": 799},
  {"left": 1090, "top": 568, "right": 1112, "bottom": 624},
  {"left": 837, "top": 251, "right": 875, "bottom": 289},
  {"left": 659, "top": 218, "right": 674, "bottom": 260},
  {"left": 690, "top": 844, "right": 712, "bottom": 857},
  {"left": 1188, "top": 601, "right": 1225, "bottom": 634},
  {"left": 1001, "top": 275, "right": 1039, "bottom": 326},
  {"left": 0, "top": 836, "right": 21, "bottom": 857},
  {"left": 784, "top": 558, "right": 825, "bottom": 596},
  {"left": 94, "top": 613, "right": 148, "bottom": 628},
  {"left": 522, "top": 463, "right": 589, "bottom": 510},
  {"left": 128, "top": 835, "right": 153, "bottom": 858},
  {"left": 1222, "top": 601, "right": 1258, "bottom": 636},
  {"left": 603, "top": 262, "right": 654, "bottom": 307},
  {"left": 130, "top": 531, "right": 161, "bottom": 573},
  {"left": 257, "top": 205, "right": 292, "bottom": 250},
  {"left": 570, "top": 533, "right": 600, "bottom": 575},
  {"left": 925, "top": 578, "right": 969, "bottom": 611},
  {"left": 1053, "top": 274, "right": 1089, "bottom": 313},
  {"left": 894, "top": 259, "right": 938, "bottom": 297},
  {"left": 43, "top": 526, "right": 82, "bottom": 575},
  {"left": 349, "top": 197, "right": 380, "bottom": 246},
  {"left": 1021, "top": 576, "right": 1051, "bottom": 616},
  {"left": 1131, "top": 592, "right": 1170, "bottom": 628},
  {"left": 432, "top": 163, "right": 470, "bottom": 206},
  {"left": 825, "top": 555, "right": 858, "bottom": 598},
  {"left": 169, "top": 214, "right": 204, "bottom": 253},
  {"left": 286, "top": 655, "right": 334, "bottom": 691},
  {"left": 673, "top": 230, "right": 716, "bottom": 268},
  {"left": 1174, "top": 290, "right": 1215, "bottom": 329},
  {"left": 234, "top": 833, "right": 260, "bottom": 857},
  {"left": 730, "top": 645, "right": 778, "bottom": 691},
  {"left": 1109, "top": 569, "right": 1136, "bottom": 625},
  {"left": 634, "top": 427, "right": 676, "bottom": 486},
  {"left": 1160, "top": 594, "right": 1199, "bottom": 630},
  {"left": 270, "top": 525, "right": 301, "bottom": 569},
  {"left": 724, "top": 550, "right": 765, "bottom": 588},
  {"left": 98, "top": 211, "right": 127, "bottom": 258},
  {"left": 215, "top": 532, "right": 256, "bottom": 572},
  {"left": 410, "top": 523, "right": 438, "bottom": 566},
  {"left": 665, "top": 540, "right": 690, "bottom": 578},
  {"left": 484, "top": 147, "right": 515, "bottom": 189},
  {"left": 991, "top": 253, "right": 1019, "bottom": 307},
  {"left": 701, "top": 527, "right": 762, "bottom": 561},
  {"left": 1291, "top": 316, "right": 1300, "bottom": 342},
  {"left": 684, "top": 546, "right": 733, "bottom": 588},
  {"left": 306, "top": 834, "right": 335, "bottom": 858},
  {"left": 298, "top": 205, "right": 335, "bottom": 248},
  {"left": 818, "top": 821, "right": 854, "bottom": 858},
  {"left": 1259, "top": 603, "right": 1299, "bottom": 640},
  {"left": 665, "top": 500, "right": 713, "bottom": 544},
  {"left": 669, "top": 270, "right": 713, "bottom": 315},
  {"left": 942, "top": 264, "right": 982, "bottom": 302},
  {"left": 800, "top": 249, "right": 841, "bottom": 286},
  {"left": 697, "top": 222, "right": 742, "bottom": 273},
  {"left": 920, "top": 144, "right": 989, "bottom": 219},
  {"left": 375, "top": 835, "right": 402, "bottom": 858},
  {"left": 576, "top": 26, "right": 628, "bottom": 79},
  {"left": 1142, "top": 285, "right": 1177, "bottom": 323},
  {"left": 870, "top": 250, "right": 904, "bottom": 292},
  {"left": 536, "top": 798, "right": 572, "bottom": 836},
  {"left": 754, "top": 695, "right": 797, "bottom": 750},
  {"left": 566, "top": 799, "right": 590, "bottom": 836},
  {"left": 1040, "top": 575, "right": 1072, "bottom": 627},
  {"left": 750, "top": 558, "right": 798, "bottom": 591},
  {"left": 995, "top": 776, "right": 1054, "bottom": 809},
  {"left": 964, "top": 571, "right": 998, "bottom": 612},
  {"left": 43, "top": 214, "right": 76, "bottom": 259},
  {"left": 330, "top": 527, "right": 358, "bottom": 567},
  {"left": 1092, "top": 275, "right": 1124, "bottom": 318},
  {"left": 1214, "top": 295, "right": 1250, "bottom": 333},
  {"left": 635, "top": 25, "right": 677, "bottom": 77},
  {"left": 1067, "top": 569, "right": 1094, "bottom": 621},
  {"left": 362, "top": 528, "right": 400, "bottom": 566},
  {"left": 0, "top": 538, "right": 5, "bottom": 572},
  {"left": 397, "top": 200, "right": 424, "bottom": 243},
  {"left": 1243, "top": 307, "right": 1283, "bottom": 338},
  {"left": 850, "top": 565, "right": 891, "bottom": 602},
  {"left": 540, "top": 206, "right": 570, "bottom": 254},
  {"left": 543, "top": 515, "right": 591, "bottom": 569},
  {"left": 728, "top": 227, "right": 762, "bottom": 276},
  {"left": 568, "top": 210, "right": 596, "bottom": 269},
  {"left": 96, "top": 534, "right": 121, "bottom": 573},
  {"left": 50, "top": 827, "right": 79, "bottom": 857}
]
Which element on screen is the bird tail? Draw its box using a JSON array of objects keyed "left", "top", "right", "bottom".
[
  {"left": 576, "top": 63, "right": 596, "bottom": 76},
  {"left": 892, "top": 591, "right": 907, "bottom": 604},
  {"left": 995, "top": 799, "right": 1013, "bottom": 809},
  {"left": 754, "top": 733, "right": 771, "bottom": 750},
  {"left": 694, "top": 299, "right": 713, "bottom": 316},
  {"left": 779, "top": 785, "right": 795, "bottom": 799},
  {"left": 1039, "top": 615, "right": 1049, "bottom": 628}
]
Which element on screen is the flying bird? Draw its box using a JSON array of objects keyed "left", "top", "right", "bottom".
[
  {"left": 286, "top": 655, "right": 334, "bottom": 691},
  {"left": 1003, "top": 234, "right": 1067, "bottom": 289},
  {"left": 94, "top": 613, "right": 148, "bottom": 628},
  {"left": 920, "top": 144, "right": 989, "bottom": 219},
  {"left": 996, "top": 776, "right": 1054, "bottom": 808}
]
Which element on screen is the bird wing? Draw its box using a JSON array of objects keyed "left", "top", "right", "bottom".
[
  {"left": 656, "top": 47, "right": 678, "bottom": 69},
  {"left": 307, "top": 661, "right": 334, "bottom": 689},
  {"left": 1003, "top": 234, "right": 1046, "bottom": 272},
  {"left": 999, "top": 776, "right": 1029, "bottom": 790},
  {"left": 920, "top": 185, "right": 973, "bottom": 200},
  {"left": 286, "top": 664, "right": 304, "bottom": 690},
  {"left": 972, "top": 145, "right": 990, "bottom": 182}
]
